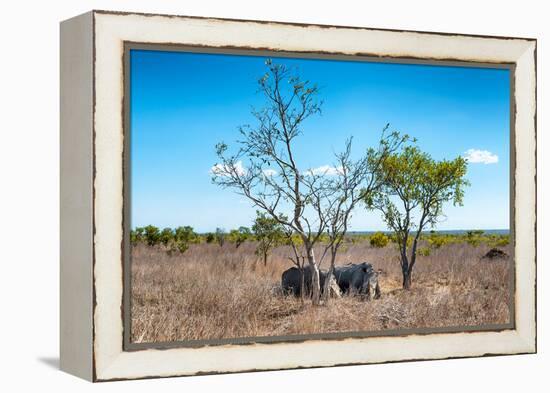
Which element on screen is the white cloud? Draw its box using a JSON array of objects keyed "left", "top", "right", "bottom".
[
  {"left": 304, "top": 165, "right": 343, "bottom": 176},
  {"left": 464, "top": 149, "right": 499, "bottom": 164},
  {"left": 210, "top": 161, "right": 246, "bottom": 176},
  {"left": 263, "top": 168, "right": 277, "bottom": 177}
]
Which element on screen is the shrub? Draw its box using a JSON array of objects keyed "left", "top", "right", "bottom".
[
  {"left": 228, "top": 226, "right": 252, "bottom": 248},
  {"left": 143, "top": 225, "right": 161, "bottom": 246},
  {"left": 167, "top": 238, "right": 189, "bottom": 255},
  {"left": 167, "top": 226, "right": 198, "bottom": 254},
  {"left": 159, "top": 228, "right": 174, "bottom": 246},
  {"left": 130, "top": 227, "right": 145, "bottom": 244},
  {"left": 418, "top": 247, "right": 431, "bottom": 257},
  {"left": 174, "top": 226, "right": 198, "bottom": 244},
  {"left": 215, "top": 228, "right": 226, "bottom": 247},
  {"left": 427, "top": 235, "right": 448, "bottom": 249},
  {"left": 466, "top": 230, "right": 485, "bottom": 238},
  {"left": 370, "top": 232, "right": 390, "bottom": 248},
  {"left": 491, "top": 236, "right": 510, "bottom": 247}
]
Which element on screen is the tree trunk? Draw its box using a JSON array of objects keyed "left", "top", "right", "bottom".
[
  {"left": 403, "top": 236, "right": 420, "bottom": 290},
  {"left": 322, "top": 254, "right": 336, "bottom": 302},
  {"left": 263, "top": 252, "right": 268, "bottom": 266},
  {"left": 398, "top": 235, "right": 413, "bottom": 290},
  {"left": 310, "top": 265, "right": 321, "bottom": 305},
  {"left": 306, "top": 247, "right": 321, "bottom": 305},
  {"left": 402, "top": 268, "right": 412, "bottom": 290},
  {"left": 299, "top": 267, "right": 305, "bottom": 303}
]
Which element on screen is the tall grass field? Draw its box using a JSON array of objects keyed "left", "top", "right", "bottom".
[{"left": 131, "top": 235, "right": 511, "bottom": 343}]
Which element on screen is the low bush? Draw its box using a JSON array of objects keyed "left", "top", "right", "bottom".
[{"left": 370, "top": 232, "right": 390, "bottom": 248}]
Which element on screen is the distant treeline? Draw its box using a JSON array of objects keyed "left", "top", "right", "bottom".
[{"left": 130, "top": 224, "right": 509, "bottom": 256}]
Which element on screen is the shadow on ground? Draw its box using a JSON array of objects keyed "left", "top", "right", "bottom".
[{"left": 37, "top": 357, "right": 59, "bottom": 370}]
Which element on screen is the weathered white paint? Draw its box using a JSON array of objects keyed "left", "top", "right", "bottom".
[
  {"left": 60, "top": 11, "right": 94, "bottom": 381},
  {"left": 88, "top": 10, "right": 536, "bottom": 381}
]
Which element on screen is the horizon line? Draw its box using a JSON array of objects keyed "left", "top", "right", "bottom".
[{"left": 130, "top": 226, "right": 510, "bottom": 233}]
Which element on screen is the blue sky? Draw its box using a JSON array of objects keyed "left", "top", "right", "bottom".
[{"left": 130, "top": 49, "right": 510, "bottom": 232}]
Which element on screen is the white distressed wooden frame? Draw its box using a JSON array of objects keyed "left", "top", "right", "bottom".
[{"left": 60, "top": 10, "right": 536, "bottom": 382}]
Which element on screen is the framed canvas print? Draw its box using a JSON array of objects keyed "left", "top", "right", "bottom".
[{"left": 60, "top": 10, "right": 537, "bottom": 382}]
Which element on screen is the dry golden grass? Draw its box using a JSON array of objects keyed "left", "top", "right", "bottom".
[{"left": 131, "top": 241, "right": 511, "bottom": 343}]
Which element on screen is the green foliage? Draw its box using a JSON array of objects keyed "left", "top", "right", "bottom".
[
  {"left": 318, "top": 232, "right": 331, "bottom": 244},
  {"left": 169, "top": 226, "right": 198, "bottom": 254},
  {"left": 130, "top": 223, "right": 510, "bottom": 257},
  {"left": 368, "top": 146, "right": 469, "bottom": 229},
  {"left": 464, "top": 229, "right": 483, "bottom": 247},
  {"left": 215, "top": 228, "right": 226, "bottom": 247},
  {"left": 427, "top": 234, "right": 451, "bottom": 249},
  {"left": 173, "top": 241, "right": 189, "bottom": 253},
  {"left": 284, "top": 232, "right": 304, "bottom": 247},
  {"left": 388, "top": 233, "right": 412, "bottom": 247},
  {"left": 143, "top": 225, "right": 161, "bottom": 246},
  {"left": 369, "top": 232, "right": 390, "bottom": 248},
  {"left": 174, "top": 226, "right": 198, "bottom": 244},
  {"left": 386, "top": 232, "right": 399, "bottom": 244},
  {"left": 252, "top": 212, "right": 284, "bottom": 265},
  {"left": 492, "top": 236, "right": 510, "bottom": 247},
  {"left": 367, "top": 145, "right": 469, "bottom": 288},
  {"left": 228, "top": 226, "right": 252, "bottom": 248},
  {"left": 128, "top": 225, "right": 201, "bottom": 254},
  {"left": 130, "top": 227, "right": 145, "bottom": 244},
  {"left": 159, "top": 228, "right": 174, "bottom": 246},
  {"left": 417, "top": 247, "right": 431, "bottom": 257},
  {"left": 423, "top": 231, "right": 509, "bottom": 249},
  {"left": 479, "top": 233, "right": 509, "bottom": 248}
]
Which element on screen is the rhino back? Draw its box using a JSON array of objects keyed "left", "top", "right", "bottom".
[{"left": 281, "top": 267, "right": 300, "bottom": 290}]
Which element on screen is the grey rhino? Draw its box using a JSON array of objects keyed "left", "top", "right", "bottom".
[
  {"left": 333, "top": 262, "right": 381, "bottom": 300},
  {"left": 281, "top": 265, "right": 341, "bottom": 298}
]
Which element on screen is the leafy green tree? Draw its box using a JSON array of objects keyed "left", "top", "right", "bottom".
[
  {"left": 143, "top": 225, "right": 161, "bottom": 247},
  {"left": 174, "top": 226, "right": 197, "bottom": 244},
  {"left": 159, "top": 228, "right": 174, "bottom": 246},
  {"left": 168, "top": 226, "right": 197, "bottom": 254},
  {"left": 130, "top": 227, "right": 145, "bottom": 244},
  {"left": 367, "top": 146, "right": 469, "bottom": 289},
  {"left": 252, "top": 212, "right": 284, "bottom": 266},
  {"left": 205, "top": 232, "right": 215, "bottom": 244},
  {"left": 228, "top": 226, "right": 252, "bottom": 248}
]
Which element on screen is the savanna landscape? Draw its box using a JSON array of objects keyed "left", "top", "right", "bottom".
[
  {"left": 130, "top": 228, "right": 511, "bottom": 343},
  {"left": 129, "top": 51, "right": 511, "bottom": 344}
]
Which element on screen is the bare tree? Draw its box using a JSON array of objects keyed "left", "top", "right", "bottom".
[
  {"left": 212, "top": 59, "right": 407, "bottom": 304},
  {"left": 212, "top": 59, "right": 329, "bottom": 304},
  {"left": 318, "top": 128, "right": 408, "bottom": 301}
]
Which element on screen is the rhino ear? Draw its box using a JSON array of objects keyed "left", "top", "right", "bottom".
[{"left": 362, "top": 267, "right": 367, "bottom": 273}]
